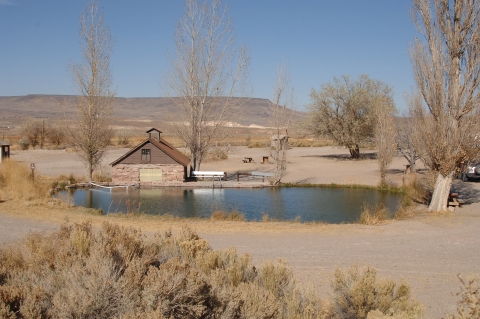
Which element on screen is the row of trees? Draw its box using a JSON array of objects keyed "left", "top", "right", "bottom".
[
  {"left": 21, "top": 118, "right": 66, "bottom": 149},
  {"left": 20, "top": 118, "right": 132, "bottom": 150},
  {"left": 67, "top": 0, "right": 289, "bottom": 182},
  {"left": 306, "top": 0, "right": 480, "bottom": 211},
  {"left": 67, "top": 0, "right": 480, "bottom": 211}
]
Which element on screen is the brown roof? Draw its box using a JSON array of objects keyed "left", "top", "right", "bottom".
[{"left": 110, "top": 137, "right": 190, "bottom": 167}]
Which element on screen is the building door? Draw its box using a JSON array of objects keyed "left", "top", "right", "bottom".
[{"left": 139, "top": 169, "right": 163, "bottom": 182}]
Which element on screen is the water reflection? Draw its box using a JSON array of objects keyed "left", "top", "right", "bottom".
[{"left": 57, "top": 187, "right": 402, "bottom": 223}]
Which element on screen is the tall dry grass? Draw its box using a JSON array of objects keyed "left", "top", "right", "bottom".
[
  {"left": 359, "top": 203, "right": 388, "bottom": 225},
  {"left": 0, "top": 159, "right": 51, "bottom": 201}
]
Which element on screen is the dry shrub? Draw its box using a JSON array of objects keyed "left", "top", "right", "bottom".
[
  {"left": 226, "top": 210, "right": 245, "bottom": 221},
  {"left": 142, "top": 257, "right": 212, "bottom": 318},
  {"left": 329, "top": 265, "right": 423, "bottom": 319},
  {"left": 211, "top": 209, "right": 245, "bottom": 221},
  {"left": 248, "top": 140, "right": 267, "bottom": 148},
  {"left": 402, "top": 174, "right": 428, "bottom": 205},
  {"left": 51, "top": 173, "right": 86, "bottom": 190},
  {"left": 92, "top": 172, "right": 112, "bottom": 182},
  {"left": 256, "top": 260, "right": 294, "bottom": 299},
  {"left": 211, "top": 210, "right": 228, "bottom": 220},
  {"left": 446, "top": 275, "right": 480, "bottom": 319},
  {"left": 359, "top": 203, "right": 388, "bottom": 225},
  {"left": 205, "top": 148, "right": 228, "bottom": 161},
  {"left": 0, "top": 222, "right": 328, "bottom": 318},
  {"left": 0, "top": 159, "right": 50, "bottom": 201}
]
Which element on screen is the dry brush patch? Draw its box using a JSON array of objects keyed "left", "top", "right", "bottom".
[
  {"left": 0, "top": 222, "right": 431, "bottom": 319},
  {"left": 0, "top": 223, "right": 324, "bottom": 318},
  {"left": 0, "top": 159, "right": 51, "bottom": 202}
]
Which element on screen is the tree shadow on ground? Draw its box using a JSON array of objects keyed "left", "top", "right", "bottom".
[
  {"left": 302, "top": 152, "right": 377, "bottom": 161},
  {"left": 451, "top": 179, "right": 480, "bottom": 204}
]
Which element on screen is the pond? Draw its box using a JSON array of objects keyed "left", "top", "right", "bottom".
[{"left": 56, "top": 187, "right": 403, "bottom": 223}]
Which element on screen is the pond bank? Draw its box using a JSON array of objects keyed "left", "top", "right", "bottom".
[{"left": 66, "top": 180, "right": 271, "bottom": 189}]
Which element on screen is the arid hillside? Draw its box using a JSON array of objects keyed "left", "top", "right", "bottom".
[{"left": 0, "top": 95, "right": 304, "bottom": 128}]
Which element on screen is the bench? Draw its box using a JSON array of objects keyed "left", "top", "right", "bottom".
[
  {"left": 192, "top": 171, "right": 226, "bottom": 180},
  {"left": 237, "top": 171, "right": 273, "bottom": 182},
  {"left": 192, "top": 171, "right": 226, "bottom": 187}
]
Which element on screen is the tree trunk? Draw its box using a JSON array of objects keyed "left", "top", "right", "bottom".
[
  {"left": 408, "top": 159, "right": 416, "bottom": 173},
  {"left": 349, "top": 145, "right": 360, "bottom": 159},
  {"left": 428, "top": 172, "right": 453, "bottom": 212},
  {"left": 87, "top": 161, "right": 93, "bottom": 182}
]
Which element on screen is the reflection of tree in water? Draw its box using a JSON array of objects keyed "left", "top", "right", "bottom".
[
  {"left": 62, "top": 188, "right": 402, "bottom": 223},
  {"left": 266, "top": 188, "right": 287, "bottom": 221}
]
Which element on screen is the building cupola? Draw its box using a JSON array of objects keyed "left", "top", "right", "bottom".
[{"left": 146, "top": 128, "right": 162, "bottom": 141}]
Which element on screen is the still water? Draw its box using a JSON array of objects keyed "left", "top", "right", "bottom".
[{"left": 57, "top": 187, "right": 403, "bottom": 223}]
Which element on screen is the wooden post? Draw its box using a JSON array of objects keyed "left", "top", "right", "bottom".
[{"left": 30, "top": 163, "right": 35, "bottom": 180}]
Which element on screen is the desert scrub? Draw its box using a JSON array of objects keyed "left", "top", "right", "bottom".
[
  {"left": 210, "top": 209, "right": 246, "bottom": 221},
  {"left": 359, "top": 203, "right": 389, "bottom": 225},
  {"left": 329, "top": 265, "right": 424, "bottom": 319},
  {"left": 446, "top": 275, "right": 480, "bottom": 319},
  {"left": 0, "top": 222, "right": 326, "bottom": 318},
  {"left": 0, "top": 159, "right": 50, "bottom": 201}
]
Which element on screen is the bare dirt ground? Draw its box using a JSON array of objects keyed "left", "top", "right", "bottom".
[
  {"left": 11, "top": 145, "right": 416, "bottom": 185},
  {"left": 2, "top": 146, "right": 480, "bottom": 318}
]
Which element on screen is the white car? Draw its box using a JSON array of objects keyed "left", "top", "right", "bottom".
[{"left": 461, "top": 163, "right": 480, "bottom": 181}]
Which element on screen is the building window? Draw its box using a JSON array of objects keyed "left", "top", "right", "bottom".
[{"left": 141, "top": 149, "right": 151, "bottom": 161}]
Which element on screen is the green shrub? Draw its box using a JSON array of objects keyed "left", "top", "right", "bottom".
[{"left": 18, "top": 137, "right": 30, "bottom": 150}]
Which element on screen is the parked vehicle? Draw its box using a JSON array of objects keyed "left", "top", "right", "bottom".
[{"left": 460, "top": 162, "right": 480, "bottom": 181}]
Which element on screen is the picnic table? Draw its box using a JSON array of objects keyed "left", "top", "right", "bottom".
[
  {"left": 448, "top": 192, "right": 464, "bottom": 208},
  {"left": 243, "top": 157, "right": 254, "bottom": 163}
]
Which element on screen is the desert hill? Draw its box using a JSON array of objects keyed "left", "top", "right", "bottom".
[{"left": 0, "top": 95, "right": 304, "bottom": 128}]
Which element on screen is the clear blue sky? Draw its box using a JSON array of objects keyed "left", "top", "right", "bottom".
[{"left": 0, "top": 0, "right": 418, "bottom": 112}]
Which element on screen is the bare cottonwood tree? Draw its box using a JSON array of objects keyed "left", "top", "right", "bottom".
[
  {"left": 308, "top": 75, "right": 394, "bottom": 159},
  {"left": 395, "top": 101, "right": 421, "bottom": 173},
  {"left": 68, "top": 1, "right": 115, "bottom": 181},
  {"left": 22, "top": 118, "right": 44, "bottom": 148},
  {"left": 268, "top": 60, "right": 295, "bottom": 185},
  {"left": 47, "top": 122, "right": 66, "bottom": 148},
  {"left": 373, "top": 98, "right": 397, "bottom": 186},
  {"left": 410, "top": 0, "right": 480, "bottom": 211},
  {"left": 164, "top": 0, "right": 250, "bottom": 171}
]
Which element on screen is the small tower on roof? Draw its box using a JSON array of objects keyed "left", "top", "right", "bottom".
[{"left": 146, "top": 128, "right": 162, "bottom": 141}]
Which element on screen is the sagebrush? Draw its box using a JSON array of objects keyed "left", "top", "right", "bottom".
[{"left": 0, "top": 223, "right": 322, "bottom": 318}]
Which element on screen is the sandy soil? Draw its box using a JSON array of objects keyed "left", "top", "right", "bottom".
[
  {"left": 11, "top": 145, "right": 419, "bottom": 185},
  {"left": 2, "top": 146, "right": 479, "bottom": 318}
]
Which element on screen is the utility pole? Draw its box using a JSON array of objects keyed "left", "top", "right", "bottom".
[{"left": 40, "top": 119, "right": 44, "bottom": 149}]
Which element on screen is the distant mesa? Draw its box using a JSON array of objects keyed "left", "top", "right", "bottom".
[{"left": 0, "top": 94, "right": 304, "bottom": 127}]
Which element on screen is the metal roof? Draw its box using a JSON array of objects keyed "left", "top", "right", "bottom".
[{"left": 110, "top": 136, "right": 190, "bottom": 167}]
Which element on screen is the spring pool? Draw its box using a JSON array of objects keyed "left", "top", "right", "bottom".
[{"left": 56, "top": 186, "right": 403, "bottom": 223}]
